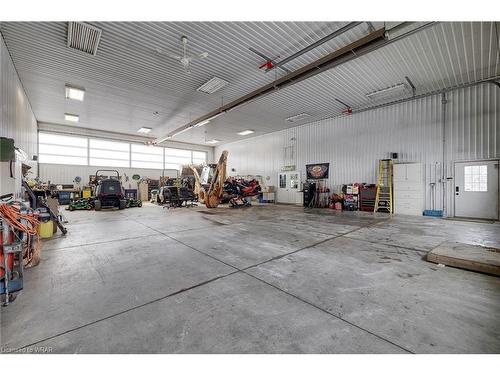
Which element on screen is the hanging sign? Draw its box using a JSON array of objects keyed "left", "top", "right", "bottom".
[
  {"left": 281, "top": 165, "right": 296, "bottom": 172},
  {"left": 306, "top": 163, "right": 330, "bottom": 179}
]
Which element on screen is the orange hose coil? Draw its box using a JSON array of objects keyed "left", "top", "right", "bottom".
[{"left": 0, "top": 203, "right": 41, "bottom": 267}]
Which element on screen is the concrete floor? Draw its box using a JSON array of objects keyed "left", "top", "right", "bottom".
[{"left": 1, "top": 204, "right": 500, "bottom": 353}]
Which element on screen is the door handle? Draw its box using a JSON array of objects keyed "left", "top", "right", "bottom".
[{"left": 455, "top": 186, "right": 459, "bottom": 195}]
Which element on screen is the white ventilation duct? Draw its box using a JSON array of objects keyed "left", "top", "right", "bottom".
[{"left": 67, "top": 22, "right": 102, "bottom": 56}]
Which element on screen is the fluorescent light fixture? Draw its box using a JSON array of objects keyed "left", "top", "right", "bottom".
[
  {"left": 193, "top": 119, "right": 210, "bottom": 128},
  {"left": 64, "top": 113, "right": 79, "bottom": 122},
  {"left": 137, "top": 127, "right": 152, "bottom": 134},
  {"left": 197, "top": 77, "right": 229, "bottom": 94},
  {"left": 237, "top": 129, "right": 255, "bottom": 136},
  {"left": 206, "top": 139, "right": 220, "bottom": 144},
  {"left": 285, "top": 113, "right": 311, "bottom": 123},
  {"left": 366, "top": 83, "right": 407, "bottom": 100},
  {"left": 65, "top": 85, "right": 85, "bottom": 101}
]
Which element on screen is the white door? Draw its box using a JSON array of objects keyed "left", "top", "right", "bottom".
[
  {"left": 278, "top": 172, "right": 289, "bottom": 203},
  {"left": 289, "top": 172, "right": 301, "bottom": 204},
  {"left": 454, "top": 160, "right": 499, "bottom": 220},
  {"left": 277, "top": 171, "right": 301, "bottom": 204}
]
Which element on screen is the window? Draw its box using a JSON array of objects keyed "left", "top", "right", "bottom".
[
  {"left": 38, "top": 133, "right": 88, "bottom": 165},
  {"left": 192, "top": 151, "right": 207, "bottom": 165},
  {"left": 279, "top": 173, "right": 287, "bottom": 189},
  {"left": 165, "top": 148, "right": 191, "bottom": 170},
  {"left": 38, "top": 133, "right": 209, "bottom": 170},
  {"left": 464, "top": 165, "right": 487, "bottom": 192},
  {"left": 89, "top": 139, "right": 130, "bottom": 168},
  {"left": 131, "top": 144, "right": 163, "bottom": 170}
]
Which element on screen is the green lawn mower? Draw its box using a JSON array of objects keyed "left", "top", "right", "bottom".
[
  {"left": 125, "top": 198, "right": 142, "bottom": 208},
  {"left": 67, "top": 198, "right": 94, "bottom": 211},
  {"left": 92, "top": 170, "right": 127, "bottom": 211}
]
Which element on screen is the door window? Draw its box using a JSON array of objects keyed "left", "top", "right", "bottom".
[
  {"left": 464, "top": 165, "right": 487, "bottom": 192},
  {"left": 279, "top": 174, "right": 287, "bottom": 189},
  {"left": 290, "top": 173, "right": 299, "bottom": 189}
]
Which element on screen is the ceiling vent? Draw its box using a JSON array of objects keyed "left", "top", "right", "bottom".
[
  {"left": 197, "top": 77, "right": 229, "bottom": 94},
  {"left": 285, "top": 113, "right": 311, "bottom": 123},
  {"left": 67, "top": 22, "right": 102, "bottom": 56}
]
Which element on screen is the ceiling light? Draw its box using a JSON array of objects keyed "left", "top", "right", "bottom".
[
  {"left": 64, "top": 113, "right": 79, "bottom": 122},
  {"left": 197, "top": 77, "right": 229, "bottom": 94},
  {"left": 285, "top": 113, "right": 311, "bottom": 123},
  {"left": 238, "top": 129, "right": 255, "bottom": 136},
  {"left": 137, "top": 127, "right": 152, "bottom": 134},
  {"left": 65, "top": 85, "right": 85, "bottom": 101},
  {"left": 206, "top": 139, "right": 220, "bottom": 144},
  {"left": 193, "top": 119, "right": 210, "bottom": 128},
  {"left": 366, "top": 83, "right": 407, "bottom": 100}
]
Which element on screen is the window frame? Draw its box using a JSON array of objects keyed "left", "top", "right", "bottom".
[
  {"left": 164, "top": 147, "right": 208, "bottom": 171},
  {"left": 38, "top": 132, "right": 209, "bottom": 170},
  {"left": 464, "top": 165, "right": 488, "bottom": 192},
  {"left": 38, "top": 132, "right": 89, "bottom": 166},
  {"left": 89, "top": 138, "right": 131, "bottom": 168},
  {"left": 131, "top": 144, "right": 164, "bottom": 170}
]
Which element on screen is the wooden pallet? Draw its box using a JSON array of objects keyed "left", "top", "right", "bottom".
[{"left": 427, "top": 242, "right": 500, "bottom": 276}]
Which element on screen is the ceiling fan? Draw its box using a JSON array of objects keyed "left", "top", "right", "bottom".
[{"left": 156, "top": 35, "right": 208, "bottom": 72}]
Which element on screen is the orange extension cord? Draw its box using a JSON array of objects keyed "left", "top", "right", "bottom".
[{"left": 0, "top": 203, "right": 40, "bottom": 267}]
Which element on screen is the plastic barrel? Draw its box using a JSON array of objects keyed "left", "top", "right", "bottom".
[{"left": 38, "top": 213, "right": 54, "bottom": 238}]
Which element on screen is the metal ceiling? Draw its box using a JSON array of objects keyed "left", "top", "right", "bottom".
[{"left": 1, "top": 21, "right": 498, "bottom": 146}]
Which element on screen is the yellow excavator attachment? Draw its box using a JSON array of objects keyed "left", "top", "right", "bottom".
[
  {"left": 189, "top": 164, "right": 205, "bottom": 203},
  {"left": 204, "top": 150, "right": 228, "bottom": 208}
]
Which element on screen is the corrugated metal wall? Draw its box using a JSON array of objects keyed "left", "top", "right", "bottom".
[
  {"left": 216, "top": 83, "right": 500, "bottom": 216},
  {"left": 0, "top": 34, "right": 37, "bottom": 196}
]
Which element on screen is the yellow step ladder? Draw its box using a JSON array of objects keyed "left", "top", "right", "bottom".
[{"left": 374, "top": 159, "right": 393, "bottom": 213}]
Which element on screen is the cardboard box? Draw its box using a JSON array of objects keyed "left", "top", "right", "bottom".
[{"left": 262, "top": 186, "right": 275, "bottom": 193}]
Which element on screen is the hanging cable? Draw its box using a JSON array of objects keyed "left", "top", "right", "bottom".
[{"left": 0, "top": 202, "right": 40, "bottom": 267}]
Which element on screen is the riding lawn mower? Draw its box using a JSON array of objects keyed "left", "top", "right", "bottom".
[{"left": 88, "top": 170, "right": 141, "bottom": 210}]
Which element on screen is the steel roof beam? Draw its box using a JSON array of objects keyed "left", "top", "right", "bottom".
[
  {"left": 155, "top": 22, "right": 439, "bottom": 143},
  {"left": 155, "top": 27, "right": 386, "bottom": 143},
  {"left": 265, "top": 21, "right": 363, "bottom": 72}
]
